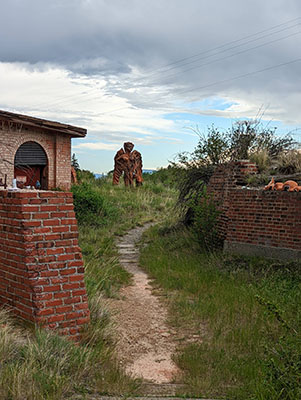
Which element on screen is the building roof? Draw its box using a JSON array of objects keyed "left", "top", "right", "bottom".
[{"left": 0, "top": 110, "right": 87, "bottom": 138}]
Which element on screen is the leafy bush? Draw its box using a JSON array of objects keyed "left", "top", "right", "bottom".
[
  {"left": 229, "top": 120, "right": 296, "bottom": 160},
  {"left": 189, "top": 125, "right": 229, "bottom": 166},
  {"left": 72, "top": 183, "right": 118, "bottom": 227},
  {"left": 175, "top": 125, "right": 229, "bottom": 168},
  {"left": 177, "top": 120, "right": 296, "bottom": 169}
]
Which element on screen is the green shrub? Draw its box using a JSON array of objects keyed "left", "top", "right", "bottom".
[
  {"left": 72, "top": 183, "right": 118, "bottom": 227},
  {"left": 192, "top": 124, "right": 229, "bottom": 165}
]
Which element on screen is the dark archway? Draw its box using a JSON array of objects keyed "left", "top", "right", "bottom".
[{"left": 14, "top": 141, "right": 48, "bottom": 189}]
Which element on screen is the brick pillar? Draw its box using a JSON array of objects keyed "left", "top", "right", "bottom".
[
  {"left": 0, "top": 190, "right": 90, "bottom": 340},
  {"left": 207, "top": 160, "right": 258, "bottom": 241}
]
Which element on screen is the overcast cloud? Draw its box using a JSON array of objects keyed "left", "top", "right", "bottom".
[{"left": 0, "top": 0, "right": 300, "bottom": 171}]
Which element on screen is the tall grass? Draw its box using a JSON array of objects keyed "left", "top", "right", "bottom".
[
  {"left": 0, "top": 299, "right": 140, "bottom": 399},
  {"left": 0, "top": 173, "right": 178, "bottom": 399},
  {"left": 0, "top": 308, "right": 95, "bottom": 399},
  {"left": 139, "top": 225, "right": 301, "bottom": 399},
  {"left": 75, "top": 176, "right": 178, "bottom": 297}
]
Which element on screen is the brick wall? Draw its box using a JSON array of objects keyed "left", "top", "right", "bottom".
[
  {"left": 225, "top": 189, "right": 301, "bottom": 253},
  {"left": 207, "top": 160, "right": 258, "bottom": 240},
  {"left": 0, "top": 190, "right": 90, "bottom": 339},
  {"left": 0, "top": 122, "right": 71, "bottom": 190},
  {"left": 208, "top": 161, "right": 301, "bottom": 259}
]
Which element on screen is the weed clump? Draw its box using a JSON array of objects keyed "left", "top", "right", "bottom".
[{"left": 187, "top": 189, "right": 222, "bottom": 250}]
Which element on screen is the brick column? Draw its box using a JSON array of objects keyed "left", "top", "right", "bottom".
[
  {"left": 0, "top": 190, "right": 90, "bottom": 340},
  {"left": 207, "top": 160, "right": 258, "bottom": 240}
]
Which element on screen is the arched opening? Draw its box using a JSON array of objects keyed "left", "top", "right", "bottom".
[{"left": 14, "top": 141, "right": 48, "bottom": 189}]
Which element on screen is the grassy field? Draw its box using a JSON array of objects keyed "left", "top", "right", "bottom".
[
  {"left": 0, "top": 175, "right": 177, "bottom": 399},
  {"left": 0, "top": 170, "right": 299, "bottom": 399},
  {"left": 140, "top": 224, "right": 301, "bottom": 399}
]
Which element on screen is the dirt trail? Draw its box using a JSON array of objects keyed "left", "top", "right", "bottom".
[{"left": 109, "top": 224, "right": 180, "bottom": 384}]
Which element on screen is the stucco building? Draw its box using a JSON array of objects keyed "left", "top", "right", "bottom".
[{"left": 0, "top": 110, "right": 86, "bottom": 190}]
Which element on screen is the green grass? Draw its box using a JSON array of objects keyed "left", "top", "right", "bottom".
[
  {"left": 139, "top": 225, "right": 301, "bottom": 399},
  {"left": 0, "top": 174, "right": 177, "bottom": 399},
  {"left": 0, "top": 302, "right": 139, "bottom": 399},
  {"left": 2, "top": 170, "right": 299, "bottom": 399},
  {"left": 75, "top": 177, "right": 178, "bottom": 394},
  {"left": 77, "top": 177, "right": 178, "bottom": 297}
]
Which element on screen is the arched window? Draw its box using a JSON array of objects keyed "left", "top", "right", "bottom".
[{"left": 14, "top": 141, "right": 48, "bottom": 189}]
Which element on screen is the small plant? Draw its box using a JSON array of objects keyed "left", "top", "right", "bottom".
[
  {"left": 188, "top": 188, "right": 222, "bottom": 250},
  {"left": 260, "top": 335, "right": 301, "bottom": 400},
  {"left": 249, "top": 149, "right": 271, "bottom": 173},
  {"left": 276, "top": 150, "right": 301, "bottom": 174}
]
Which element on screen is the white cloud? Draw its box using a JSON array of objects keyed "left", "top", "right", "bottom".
[{"left": 73, "top": 142, "right": 118, "bottom": 151}]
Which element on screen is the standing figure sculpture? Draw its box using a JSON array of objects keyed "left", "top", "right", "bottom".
[{"left": 113, "top": 142, "right": 143, "bottom": 187}]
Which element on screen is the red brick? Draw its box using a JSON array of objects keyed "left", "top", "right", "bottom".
[
  {"left": 63, "top": 283, "right": 80, "bottom": 290},
  {"left": 45, "top": 299, "right": 63, "bottom": 307},
  {"left": 43, "top": 219, "right": 60, "bottom": 226},
  {"left": 60, "top": 268, "right": 76, "bottom": 275},
  {"left": 43, "top": 285, "right": 61, "bottom": 292},
  {"left": 56, "top": 305, "right": 73, "bottom": 313},
  {"left": 57, "top": 254, "right": 74, "bottom": 262},
  {"left": 32, "top": 213, "right": 49, "bottom": 219},
  {"left": 64, "top": 296, "right": 81, "bottom": 304},
  {"left": 77, "top": 317, "right": 90, "bottom": 325},
  {"left": 47, "top": 314, "right": 65, "bottom": 322}
]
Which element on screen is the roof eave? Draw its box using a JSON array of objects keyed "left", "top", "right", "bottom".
[{"left": 0, "top": 110, "right": 87, "bottom": 138}]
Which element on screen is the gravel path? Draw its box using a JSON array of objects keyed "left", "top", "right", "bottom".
[{"left": 108, "top": 224, "right": 180, "bottom": 384}]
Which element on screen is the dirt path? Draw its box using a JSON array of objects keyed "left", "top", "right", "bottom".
[{"left": 109, "top": 224, "right": 180, "bottom": 384}]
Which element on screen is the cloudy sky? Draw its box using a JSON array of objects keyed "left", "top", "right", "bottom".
[{"left": 1, "top": 0, "right": 300, "bottom": 172}]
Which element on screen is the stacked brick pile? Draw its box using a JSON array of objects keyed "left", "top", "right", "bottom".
[{"left": 0, "top": 190, "right": 90, "bottom": 339}]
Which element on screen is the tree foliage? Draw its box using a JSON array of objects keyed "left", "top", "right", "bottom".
[
  {"left": 71, "top": 153, "right": 80, "bottom": 171},
  {"left": 175, "top": 119, "right": 298, "bottom": 236}
]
